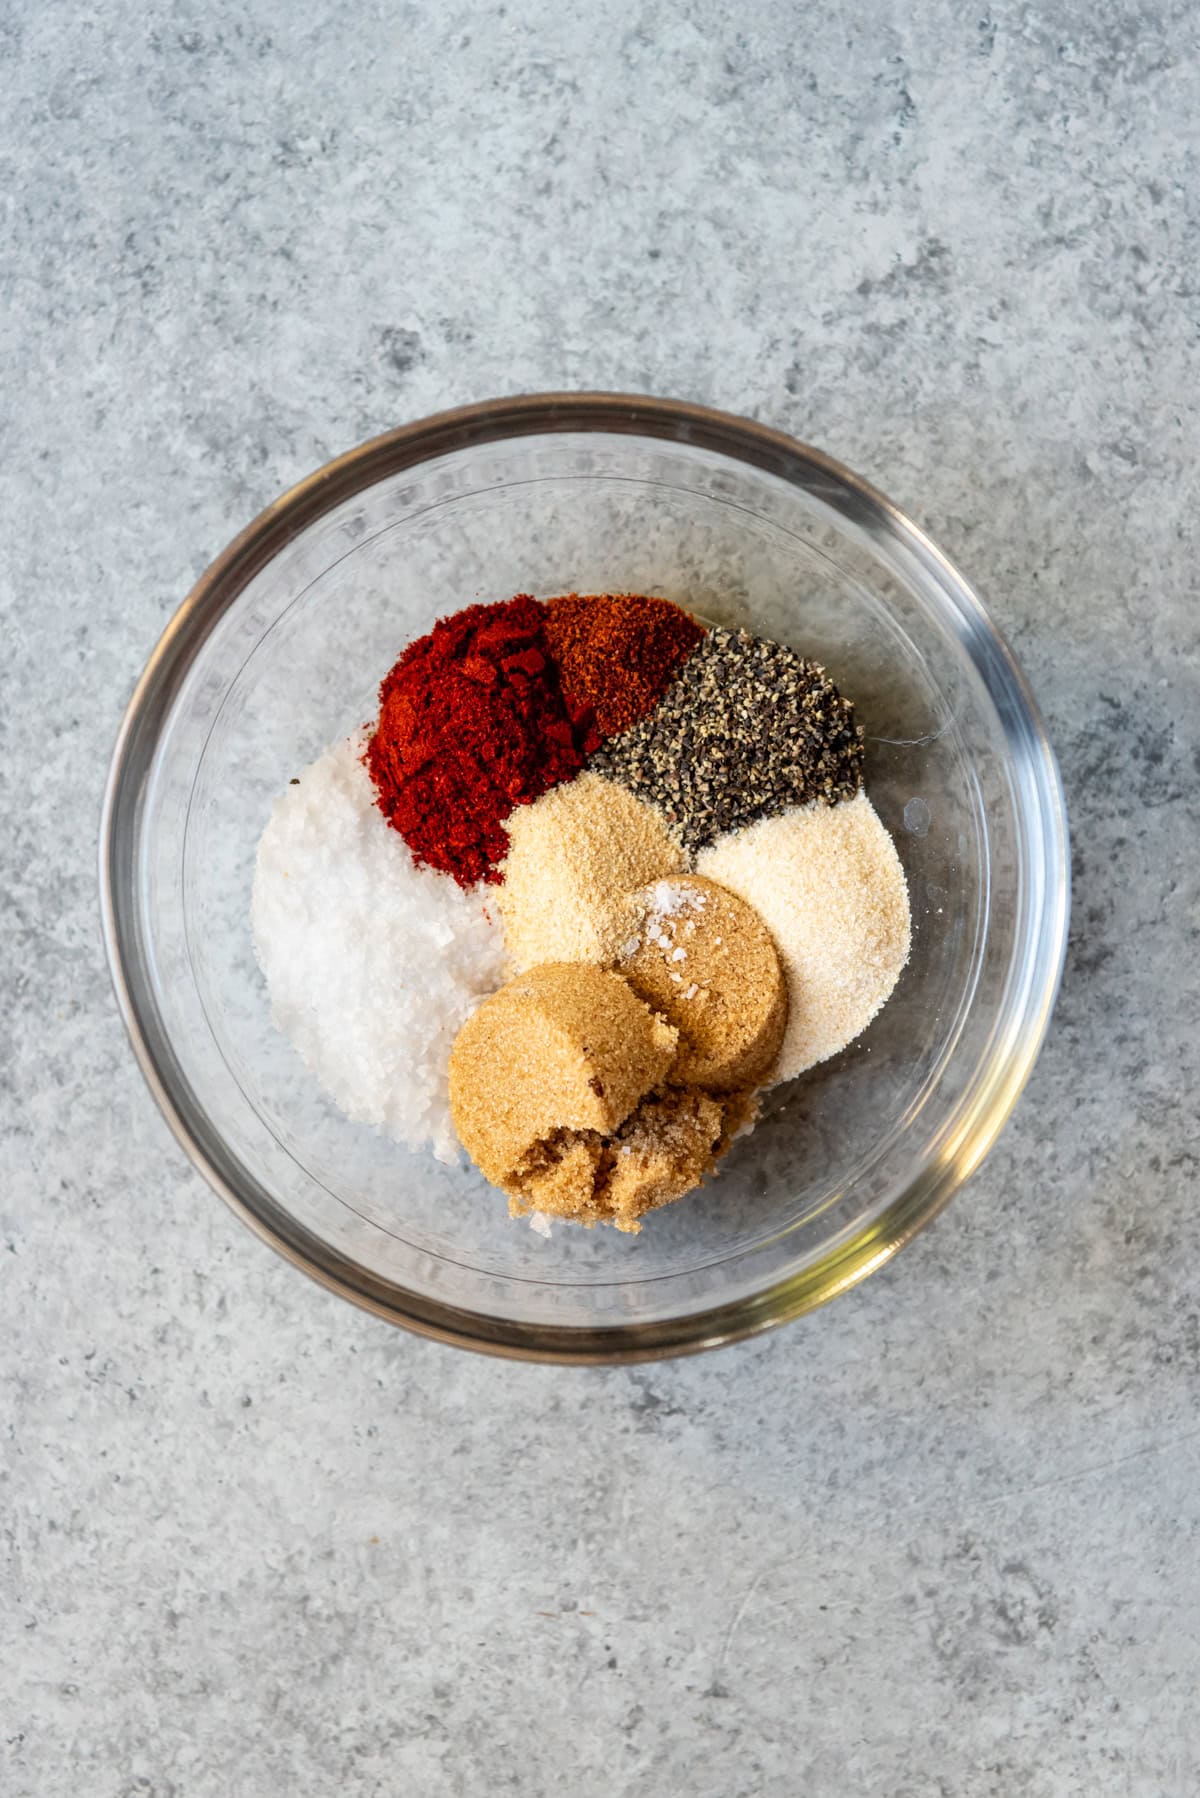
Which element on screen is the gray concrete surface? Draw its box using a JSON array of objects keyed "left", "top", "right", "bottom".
[{"left": 3, "top": 2, "right": 1198, "bottom": 1792}]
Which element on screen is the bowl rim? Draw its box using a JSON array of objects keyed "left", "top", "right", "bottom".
[{"left": 99, "top": 390, "right": 1070, "bottom": 1363}]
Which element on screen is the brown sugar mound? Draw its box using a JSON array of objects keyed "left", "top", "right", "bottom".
[
  {"left": 447, "top": 963, "right": 678, "bottom": 1190},
  {"left": 619, "top": 876, "right": 788, "bottom": 1091},
  {"left": 448, "top": 960, "right": 758, "bottom": 1232},
  {"left": 509, "top": 1085, "right": 759, "bottom": 1234}
]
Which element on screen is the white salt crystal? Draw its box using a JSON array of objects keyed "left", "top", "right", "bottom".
[
  {"left": 252, "top": 730, "right": 507, "bottom": 1162},
  {"left": 670, "top": 946, "right": 686, "bottom": 963},
  {"left": 645, "top": 877, "right": 709, "bottom": 930}
]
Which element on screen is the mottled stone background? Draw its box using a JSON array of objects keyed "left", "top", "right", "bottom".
[{"left": 3, "top": 2, "right": 1198, "bottom": 1793}]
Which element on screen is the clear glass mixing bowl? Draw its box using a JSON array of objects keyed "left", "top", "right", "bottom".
[{"left": 100, "top": 395, "right": 1069, "bottom": 1361}]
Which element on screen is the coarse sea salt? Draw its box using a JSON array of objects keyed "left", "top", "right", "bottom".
[
  {"left": 251, "top": 730, "right": 506, "bottom": 1162},
  {"left": 646, "top": 878, "right": 708, "bottom": 921},
  {"left": 620, "top": 876, "right": 710, "bottom": 961}
]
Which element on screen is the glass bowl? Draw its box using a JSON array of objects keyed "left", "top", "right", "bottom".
[{"left": 100, "top": 394, "right": 1069, "bottom": 1362}]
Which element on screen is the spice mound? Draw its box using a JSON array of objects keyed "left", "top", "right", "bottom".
[
  {"left": 497, "top": 771, "right": 684, "bottom": 973},
  {"left": 367, "top": 596, "right": 589, "bottom": 889},
  {"left": 698, "top": 792, "right": 911, "bottom": 1081},
  {"left": 591, "top": 626, "right": 864, "bottom": 850},
  {"left": 619, "top": 876, "right": 788, "bottom": 1091},
  {"left": 545, "top": 592, "right": 705, "bottom": 737},
  {"left": 252, "top": 731, "right": 506, "bottom": 1162},
  {"left": 447, "top": 961, "right": 751, "bottom": 1232}
]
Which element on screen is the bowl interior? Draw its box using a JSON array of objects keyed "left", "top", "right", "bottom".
[{"left": 117, "top": 419, "right": 1059, "bottom": 1346}]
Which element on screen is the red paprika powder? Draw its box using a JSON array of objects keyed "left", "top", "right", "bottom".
[
  {"left": 545, "top": 593, "right": 705, "bottom": 737},
  {"left": 367, "top": 596, "right": 590, "bottom": 888}
]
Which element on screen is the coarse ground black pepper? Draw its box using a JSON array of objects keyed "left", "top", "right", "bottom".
[{"left": 590, "top": 627, "right": 864, "bottom": 850}]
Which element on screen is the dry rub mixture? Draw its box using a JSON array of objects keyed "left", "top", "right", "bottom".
[{"left": 253, "top": 591, "right": 912, "bottom": 1233}]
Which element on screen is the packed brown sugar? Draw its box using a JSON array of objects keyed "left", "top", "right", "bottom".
[
  {"left": 447, "top": 959, "right": 754, "bottom": 1232},
  {"left": 618, "top": 876, "right": 787, "bottom": 1092}
]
